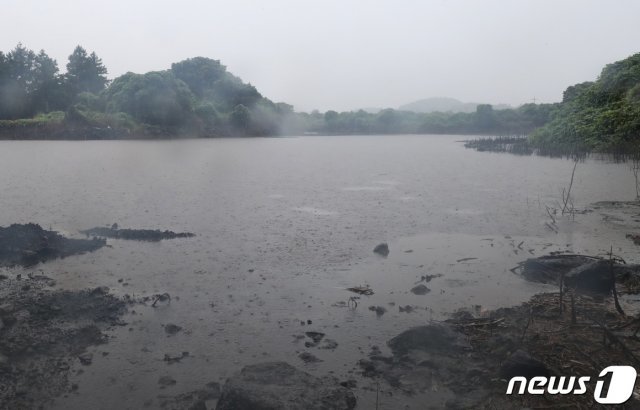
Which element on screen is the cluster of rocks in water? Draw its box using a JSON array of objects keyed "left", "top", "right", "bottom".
[
  {"left": 1, "top": 221, "right": 365, "bottom": 410},
  {"left": 81, "top": 224, "right": 195, "bottom": 242},
  {"left": 0, "top": 222, "right": 196, "bottom": 268},
  {"left": 347, "top": 252, "right": 640, "bottom": 408},
  {"left": 519, "top": 253, "right": 640, "bottom": 294},
  {"left": 0, "top": 222, "right": 198, "bottom": 409},
  {"left": 0, "top": 223, "right": 105, "bottom": 267}
]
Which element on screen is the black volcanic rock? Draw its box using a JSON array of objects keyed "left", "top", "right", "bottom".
[
  {"left": 81, "top": 226, "right": 195, "bottom": 242},
  {"left": 0, "top": 223, "right": 105, "bottom": 267}
]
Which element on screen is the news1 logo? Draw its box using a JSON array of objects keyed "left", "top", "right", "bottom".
[{"left": 506, "top": 366, "right": 637, "bottom": 404}]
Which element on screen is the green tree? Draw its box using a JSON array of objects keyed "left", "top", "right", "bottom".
[
  {"left": 230, "top": 103, "right": 251, "bottom": 131},
  {"left": 475, "top": 104, "right": 496, "bottom": 131},
  {"left": 213, "top": 75, "right": 262, "bottom": 110},
  {"left": 31, "top": 50, "right": 63, "bottom": 112},
  {"left": 171, "top": 57, "right": 226, "bottom": 97},
  {"left": 562, "top": 81, "right": 594, "bottom": 103},
  {"left": 531, "top": 52, "right": 640, "bottom": 151},
  {"left": 0, "top": 44, "right": 34, "bottom": 118},
  {"left": 103, "top": 71, "right": 194, "bottom": 126},
  {"left": 0, "top": 44, "right": 62, "bottom": 118},
  {"left": 66, "top": 46, "right": 108, "bottom": 94},
  {"left": 324, "top": 110, "right": 339, "bottom": 132},
  {"left": 376, "top": 109, "right": 398, "bottom": 133}
]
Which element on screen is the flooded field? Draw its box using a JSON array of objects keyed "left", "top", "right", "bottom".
[{"left": 0, "top": 135, "right": 639, "bottom": 409}]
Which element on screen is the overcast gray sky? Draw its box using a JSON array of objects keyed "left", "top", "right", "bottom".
[{"left": 2, "top": 0, "right": 639, "bottom": 112}]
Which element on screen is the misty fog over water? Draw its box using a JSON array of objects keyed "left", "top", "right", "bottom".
[{"left": 1, "top": 135, "right": 637, "bottom": 408}]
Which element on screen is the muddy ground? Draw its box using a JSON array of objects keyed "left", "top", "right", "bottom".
[
  {"left": 0, "top": 224, "right": 196, "bottom": 409},
  {"left": 3, "top": 197, "right": 640, "bottom": 409},
  {"left": 354, "top": 290, "right": 640, "bottom": 409},
  {"left": 0, "top": 275, "right": 128, "bottom": 409}
]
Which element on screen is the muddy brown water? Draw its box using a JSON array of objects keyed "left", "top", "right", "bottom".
[{"left": 0, "top": 135, "right": 639, "bottom": 409}]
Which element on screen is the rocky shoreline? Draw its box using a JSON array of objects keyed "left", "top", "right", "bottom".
[
  {"left": 2, "top": 216, "right": 640, "bottom": 408},
  {"left": 0, "top": 275, "right": 129, "bottom": 409}
]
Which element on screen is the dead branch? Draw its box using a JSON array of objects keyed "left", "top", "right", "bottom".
[
  {"left": 609, "top": 246, "right": 625, "bottom": 316},
  {"left": 589, "top": 317, "right": 640, "bottom": 367},
  {"left": 561, "top": 160, "right": 578, "bottom": 215}
]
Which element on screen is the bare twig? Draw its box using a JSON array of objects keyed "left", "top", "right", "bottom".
[
  {"left": 631, "top": 156, "right": 640, "bottom": 200},
  {"left": 561, "top": 160, "right": 578, "bottom": 215},
  {"left": 455, "top": 317, "right": 505, "bottom": 327},
  {"left": 545, "top": 205, "right": 557, "bottom": 225},
  {"left": 609, "top": 246, "right": 625, "bottom": 316},
  {"left": 559, "top": 272, "right": 564, "bottom": 314},
  {"left": 590, "top": 317, "right": 640, "bottom": 367},
  {"left": 521, "top": 308, "right": 533, "bottom": 343},
  {"left": 152, "top": 292, "right": 171, "bottom": 307}
]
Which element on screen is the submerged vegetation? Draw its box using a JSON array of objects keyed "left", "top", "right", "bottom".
[{"left": 464, "top": 136, "right": 534, "bottom": 155}]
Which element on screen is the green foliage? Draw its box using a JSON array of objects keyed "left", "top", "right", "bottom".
[
  {"left": 0, "top": 44, "right": 61, "bottom": 119},
  {"left": 0, "top": 111, "right": 65, "bottom": 127},
  {"left": 0, "top": 45, "right": 281, "bottom": 136},
  {"left": 531, "top": 52, "right": 640, "bottom": 152},
  {"left": 230, "top": 104, "right": 251, "bottom": 130},
  {"left": 194, "top": 102, "right": 218, "bottom": 122},
  {"left": 171, "top": 56, "right": 263, "bottom": 114},
  {"left": 66, "top": 46, "right": 108, "bottom": 94},
  {"left": 293, "top": 103, "right": 560, "bottom": 136},
  {"left": 103, "top": 71, "right": 195, "bottom": 126},
  {"left": 75, "top": 92, "right": 104, "bottom": 112},
  {"left": 0, "top": 44, "right": 106, "bottom": 120},
  {"left": 211, "top": 74, "right": 262, "bottom": 110},
  {"left": 475, "top": 104, "right": 496, "bottom": 131},
  {"left": 171, "top": 57, "right": 226, "bottom": 98}
]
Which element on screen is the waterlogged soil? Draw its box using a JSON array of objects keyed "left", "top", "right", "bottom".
[
  {"left": 355, "top": 290, "right": 640, "bottom": 409},
  {"left": 0, "top": 275, "right": 128, "bottom": 409},
  {"left": 454, "top": 292, "right": 640, "bottom": 408}
]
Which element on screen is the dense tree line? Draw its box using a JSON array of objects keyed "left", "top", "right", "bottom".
[
  {"left": 530, "top": 52, "right": 640, "bottom": 152},
  {"left": 0, "top": 44, "right": 107, "bottom": 120},
  {"left": 2, "top": 43, "right": 638, "bottom": 146},
  {"left": 290, "top": 103, "right": 558, "bottom": 136},
  {"left": 0, "top": 44, "right": 295, "bottom": 137}
]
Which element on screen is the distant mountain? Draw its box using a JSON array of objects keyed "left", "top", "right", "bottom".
[{"left": 399, "top": 97, "right": 511, "bottom": 113}]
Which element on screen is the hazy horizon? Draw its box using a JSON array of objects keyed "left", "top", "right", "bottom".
[{"left": 2, "top": 0, "right": 640, "bottom": 112}]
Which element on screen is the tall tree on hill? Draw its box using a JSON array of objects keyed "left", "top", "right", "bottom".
[
  {"left": 66, "top": 45, "right": 108, "bottom": 94},
  {"left": 0, "top": 44, "right": 61, "bottom": 118},
  {"left": 31, "top": 50, "right": 62, "bottom": 113}
]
